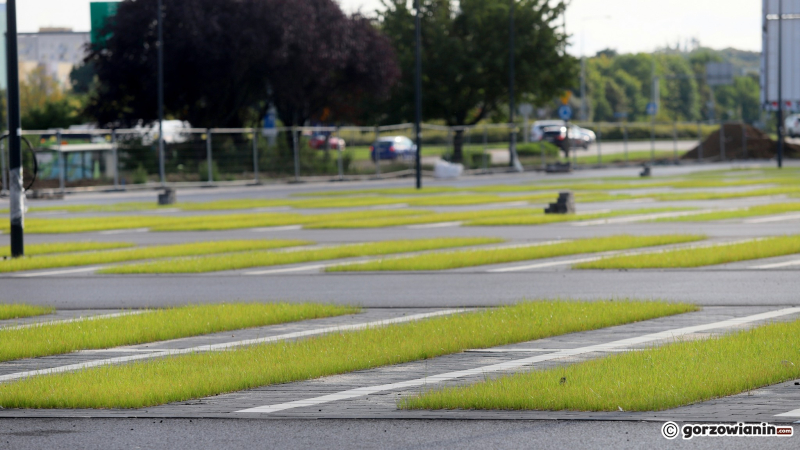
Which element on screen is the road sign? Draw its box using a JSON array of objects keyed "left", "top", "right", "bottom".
[
  {"left": 560, "top": 91, "right": 572, "bottom": 105},
  {"left": 518, "top": 103, "right": 534, "bottom": 117},
  {"left": 557, "top": 105, "right": 573, "bottom": 120},
  {"left": 646, "top": 102, "right": 658, "bottom": 116},
  {"left": 762, "top": 0, "right": 800, "bottom": 110}
]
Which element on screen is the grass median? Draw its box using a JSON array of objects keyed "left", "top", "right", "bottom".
[
  {"left": 400, "top": 315, "right": 800, "bottom": 412},
  {"left": 0, "top": 239, "right": 308, "bottom": 273},
  {"left": 0, "top": 304, "right": 54, "bottom": 321},
  {"left": 0, "top": 242, "right": 134, "bottom": 257},
  {"left": 100, "top": 237, "right": 504, "bottom": 274},
  {"left": 655, "top": 202, "right": 800, "bottom": 222},
  {"left": 465, "top": 207, "right": 692, "bottom": 226},
  {"left": 574, "top": 235, "right": 800, "bottom": 269},
  {"left": 0, "top": 300, "right": 696, "bottom": 409},
  {"left": 0, "top": 303, "right": 358, "bottom": 363},
  {"left": 326, "top": 234, "right": 705, "bottom": 272}
]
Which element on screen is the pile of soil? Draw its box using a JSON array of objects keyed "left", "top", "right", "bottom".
[{"left": 682, "top": 123, "right": 800, "bottom": 160}]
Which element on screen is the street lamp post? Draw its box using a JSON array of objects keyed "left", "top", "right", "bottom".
[
  {"left": 508, "top": 0, "right": 517, "bottom": 169},
  {"left": 6, "top": 0, "right": 23, "bottom": 257},
  {"left": 414, "top": 0, "right": 422, "bottom": 189},
  {"left": 157, "top": 0, "right": 166, "bottom": 185}
]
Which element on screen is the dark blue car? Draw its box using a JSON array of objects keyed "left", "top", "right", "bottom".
[{"left": 370, "top": 136, "right": 416, "bottom": 161}]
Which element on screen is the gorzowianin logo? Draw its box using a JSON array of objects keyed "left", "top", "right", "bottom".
[{"left": 661, "top": 421, "right": 794, "bottom": 440}]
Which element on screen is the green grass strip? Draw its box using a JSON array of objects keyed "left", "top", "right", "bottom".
[
  {"left": 657, "top": 202, "right": 800, "bottom": 222},
  {"left": 0, "top": 300, "right": 696, "bottom": 409},
  {"left": 306, "top": 209, "right": 539, "bottom": 229},
  {"left": 400, "top": 316, "right": 800, "bottom": 412},
  {"left": 326, "top": 234, "right": 705, "bottom": 271},
  {"left": 0, "top": 242, "right": 134, "bottom": 257},
  {"left": 0, "top": 303, "right": 357, "bottom": 363},
  {"left": 466, "top": 208, "right": 690, "bottom": 226},
  {"left": 99, "top": 237, "right": 504, "bottom": 274},
  {"left": 0, "top": 239, "right": 308, "bottom": 273},
  {"left": 575, "top": 235, "right": 800, "bottom": 269},
  {"left": 0, "top": 304, "right": 54, "bottom": 321}
]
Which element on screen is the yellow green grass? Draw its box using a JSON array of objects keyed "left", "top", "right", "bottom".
[
  {"left": 0, "top": 304, "right": 54, "bottom": 321},
  {"left": 0, "top": 303, "right": 358, "bottom": 363},
  {"left": 657, "top": 202, "right": 800, "bottom": 222},
  {"left": 0, "top": 239, "right": 308, "bottom": 273},
  {"left": 0, "top": 242, "right": 134, "bottom": 257},
  {"left": 401, "top": 316, "right": 800, "bottom": 412},
  {"left": 574, "top": 235, "right": 800, "bottom": 269},
  {"left": 305, "top": 208, "right": 539, "bottom": 228},
  {"left": 465, "top": 207, "right": 691, "bottom": 226},
  {"left": 0, "top": 300, "right": 696, "bottom": 409},
  {"left": 326, "top": 234, "right": 705, "bottom": 271},
  {"left": 100, "top": 237, "right": 503, "bottom": 274}
]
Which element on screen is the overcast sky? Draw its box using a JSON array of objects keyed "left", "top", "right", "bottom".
[{"left": 13, "top": 0, "right": 762, "bottom": 55}]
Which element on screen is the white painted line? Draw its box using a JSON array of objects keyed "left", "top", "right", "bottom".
[
  {"left": 571, "top": 209, "right": 718, "bottom": 226},
  {"left": 407, "top": 221, "right": 463, "bottom": 229},
  {"left": 252, "top": 207, "right": 292, "bottom": 212},
  {"left": 370, "top": 204, "right": 408, "bottom": 210},
  {"left": 244, "top": 264, "right": 327, "bottom": 275},
  {"left": 465, "top": 348, "right": 637, "bottom": 353},
  {"left": 750, "top": 258, "right": 800, "bottom": 269},
  {"left": 776, "top": 408, "right": 800, "bottom": 417},
  {"left": 1, "top": 311, "right": 150, "bottom": 331},
  {"left": 99, "top": 228, "right": 149, "bottom": 235},
  {"left": 236, "top": 307, "right": 800, "bottom": 414},
  {"left": 744, "top": 213, "right": 800, "bottom": 224},
  {"left": 576, "top": 209, "right": 612, "bottom": 215},
  {"left": 487, "top": 257, "right": 602, "bottom": 273},
  {"left": 0, "top": 309, "right": 466, "bottom": 383},
  {"left": 152, "top": 208, "right": 180, "bottom": 213},
  {"left": 250, "top": 225, "right": 303, "bottom": 232},
  {"left": 12, "top": 267, "right": 101, "bottom": 278}
]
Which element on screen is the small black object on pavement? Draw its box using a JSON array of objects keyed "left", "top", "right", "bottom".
[
  {"left": 544, "top": 191, "right": 575, "bottom": 214},
  {"left": 640, "top": 164, "right": 651, "bottom": 177},
  {"left": 158, "top": 187, "right": 176, "bottom": 205}
]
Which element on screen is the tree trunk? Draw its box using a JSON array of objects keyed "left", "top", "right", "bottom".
[{"left": 452, "top": 129, "right": 464, "bottom": 163}]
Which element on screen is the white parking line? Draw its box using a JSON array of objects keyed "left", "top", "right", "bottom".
[
  {"left": 236, "top": 307, "right": 800, "bottom": 414},
  {"left": 776, "top": 408, "right": 800, "bottom": 417},
  {"left": 12, "top": 267, "right": 101, "bottom": 278},
  {"left": 572, "top": 209, "right": 720, "bottom": 226},
  {"left": 487, "top": 257, "right": 601, "bottom": 273},
  {"left": 0, "top": 309, "right": 466, "bottom": 383},
  {"left": 250, "top": 225, "right": 303, "bottom": 232},
  {"left": 1, "top": 311, "right": 150, "bottom": 330},
  {"left": 744, "top": 213, "right": 800, "bottom": 224},
  {"left": 245, "top": 264, "right": 327, "bottom": 275},
  {"left": 465, "top": 348, "right": 637, "bottom": 353},
  {"left": 371, "top": 204, "right": 408, "bottom": 210},
  {"left": 750, "top": 258, "right": 800, "bottom": 269},
  {"left": 407, "top": 221, "right": 463, "bottom": 229},
  {"left": 99, "top": 228, "right": 149, "bottom": 235}
]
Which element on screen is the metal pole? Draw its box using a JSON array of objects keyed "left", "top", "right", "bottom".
[
  {"left": 720, "top": 122, "right": 726, "bottom": 161},
  {"left": 6, "top": 0, "right": 23, "bottom": 256},
  {"left": 672, "top": 121, "right": 678, "bottom": 163},
  {"left": 414, "top": 0, "right": 422, "bottom": 189},
  {"left": 336, "top": 127, "right": 344, "bottom": 181},
  {"left": 508, "top": 0, "right": 516, "bottom": 168},
  {"left": 112, "top": 130, "right": 119, "bottom": 189},
  {"left": 742, "top": 123, "right": 747, "bottom": 159},
  {"left": 650, "top": 118, "right": 655, "bottom": 163},
  {"left": 623, "top": 123, "right": 629, "bottom": 164},
  {"left": 596, "top": 125, "right": 602, "bottom": 165},
  {"left": 57, "top": 129, "right": 65, "bottom": 195},
  {"left": 206, "top": 128, "right": 213, "bottom": 183},
  {"left": 157, "top": 0, "right": 166, "bottom": 185},
  {"left": 483, "top": 125, "right": 488, "bottom": 172},
  {"left": 252, "top": 129, "right": 259, "bottom": 183},
  {"left": 697, "top": 121, "right": 703, "bottom": 161},
  {"left": 0, "top": 138, "right": 6, "bottom": 194},
  {"left": 777, "top": 0, "right": 784, "bottom": 168},
  {"left": 374, "top": 126, "right": 381, "bottom": 177},
  {"left": 293, "top": 128, "right": 300, "bottom": 182},
  {"left": 580, "top": 57, "right": 587, "bottom": 121}
]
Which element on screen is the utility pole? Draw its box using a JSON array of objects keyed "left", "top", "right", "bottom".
[
  {"left": 6, "top": 0, "right": 23, "bottom": 257},
  {"left": 157, "top": 0, "right": 166, "bottom": 184},
  {"left": 777, "top": 0, "right": 784, "bottom": 169},
  {"left": 508, "top": 0, "right": 516, "bottom": 168},
  {"left": 414, "top": 0, "right": 422, "bottom": 189}
]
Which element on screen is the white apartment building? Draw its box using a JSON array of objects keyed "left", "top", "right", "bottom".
[{"left": 17, "top": 28, "right": 90, "bottom": 87}]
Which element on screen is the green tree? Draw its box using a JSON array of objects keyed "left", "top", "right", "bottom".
[{"left": 379, "top": 0, "right": 576, "bottom": 162}]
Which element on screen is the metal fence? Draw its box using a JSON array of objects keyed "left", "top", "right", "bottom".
[{"left": 0, "top": 121, "right": 767, "bottom": 194}]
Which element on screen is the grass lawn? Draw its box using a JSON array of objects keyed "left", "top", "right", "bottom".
[
  {"left": 0, "top": 303, "right": 358, "bottom": 363},
  {"left": 0, "top": 304, "right": 54, "bottom": 321},
  {"left": 465, "top": 207, "right": 693, "bottom": 226},
  {"left": 400, "top": 316, "right": 800, "bottom": 412},
  {"left": 573, "top": 150, "right": 686, "bottom": 165},
  {"left": 326, "top": 234, "right": 705, "bottom": 272},
  {"left": 99, "top": 237, "right": 504, "bottom": 274},
  {"left": 0, "top": 242, "right": 134, "bottom": 257},
  {"left": 656, "top": 202, "right": 800, "bottom": 222},
  {"left": 0, "top": 300, "right": 696, "bottom": 409},
  {"left": 574, "top": 235, "right": 800, "bottom": 269},
  {"left": 0, "top": 240, "right": 308, "bottom": 273}
]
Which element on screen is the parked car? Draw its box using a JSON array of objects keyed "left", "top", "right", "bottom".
[
  {"left": 572, "top": 126, "right": 596, "bottom": 148},
  {"left": 530, "top": 120, "right": 565, "bottom": 142},
  {"left": 370, "top": 136, "right": 416, "bottom": 161},
  {"left": 530, "top": 120, "right": 594, "bottom": 149},
  {"left": 786, "top": 114, "right": 800, "bottom": 138},
  {"left": 309, "top": 134, "right": 346, "bottom": 150}
]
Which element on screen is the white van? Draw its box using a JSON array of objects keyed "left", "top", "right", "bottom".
[{"left": 786, "top": 114, "right": 800, "bottom": 138}]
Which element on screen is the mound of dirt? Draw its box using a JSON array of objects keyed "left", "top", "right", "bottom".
[{"left": 682, "top": 123, "right": 800, "bottom": 160}]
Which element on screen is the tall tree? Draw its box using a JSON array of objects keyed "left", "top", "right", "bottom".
[{"left": 379, "top": 0, "right": 576, "bottom": 162}]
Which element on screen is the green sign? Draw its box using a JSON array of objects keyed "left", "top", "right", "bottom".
[{"left": 90, "top": 2, "right": 119, "bottom": 46}]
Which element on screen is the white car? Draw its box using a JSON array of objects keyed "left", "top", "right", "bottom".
[{"left": 786, "top": 114, "right": 800, "bottom": 138}]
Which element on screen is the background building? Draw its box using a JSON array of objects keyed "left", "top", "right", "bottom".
[{"left": 18, "top": 28, "right": 90, "bottom": 87}]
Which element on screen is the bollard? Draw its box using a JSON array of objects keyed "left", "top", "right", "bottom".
[
  {"left": 544, "top": 191, "right": 575, "bottom": 214},
  {"left": 158, "top": 187, "right": 176, "bottom": 205},
  {"left": 252, "top": 129, "right": 259, "bottom": 183},
  {"left": 206, "top": 128, "right": 213, "bottom": 183}
]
